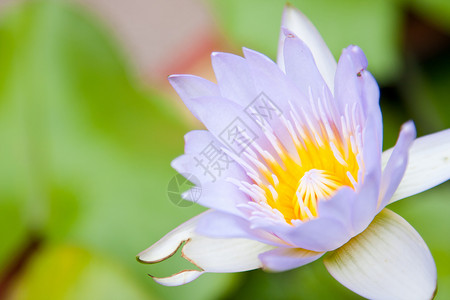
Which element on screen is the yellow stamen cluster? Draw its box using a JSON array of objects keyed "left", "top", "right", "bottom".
[{"left": 253, "top": 119, "right": 361, "bottom": 223}]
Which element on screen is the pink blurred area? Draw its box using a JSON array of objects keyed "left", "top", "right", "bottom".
[
  {"left": 0, "top": 0, "right": 222, "bottom": 85},
  {"left": 75, "top": 0, "right": 221, "bottom": 84}
]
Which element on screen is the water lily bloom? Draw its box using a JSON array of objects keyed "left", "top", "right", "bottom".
[{"left": 138, "top": 4, "right": 450, "bottom": 299}]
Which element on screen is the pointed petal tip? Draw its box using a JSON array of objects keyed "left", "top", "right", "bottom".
[
  {"left": 136, "top": 254, "right": 146, "bottom": 264},
  {"left": 167, "top": 74, "right": 183, "bottom": 82},
  {"left": 385, "top": 128, "right": 450, "bottom": 203},
  {"left": 339, "top": 45, "right": 369, "bottom": 72},
  {"left": 397, "top": 120, "right": 417, "bottom": 149},
  {"left": 278, "top": 2, "right": 337, "bottom": 91},
  {"left": 150, "top": 270, "right": 205, "bottom": 287},
  {"left": 401, "top": 120, "right": 417, "bottom": 137},
  {"left": 241, "top": 47, "right": 255, "bottom": 57},
  {"left": 211, "top": 51, "right": 226, "bottom": 59},
  {"left": 282, "top": 2, "right": 306, "bottom": 20},
  {"left": 137, "top": 242, "right": 182, "bottom": 264}
]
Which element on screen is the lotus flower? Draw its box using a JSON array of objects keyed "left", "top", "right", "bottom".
[{"left": 138, "top": 4, "right": 450, "bottom": 299}]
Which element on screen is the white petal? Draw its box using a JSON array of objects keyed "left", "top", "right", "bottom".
[
  {"left": 382, "top": 129, "right": 450, "bottom": 203},
  {"left": 277, "top": 4, "right": 337, "bottom": 91},
  {"left": 151, "top": 270, "right": 203, "bottom": 287},
  {"left": 324, "top": 209, "right": 437, "bottom": 300},
  {"left": 182, "top": 233, "right": 274, "bottom": 273},
  {"left": 137, "top": 210, "right": 275, "bottom": 286}
]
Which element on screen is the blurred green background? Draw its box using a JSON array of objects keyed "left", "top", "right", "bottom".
[{"left": 0, "top": 0, "right": 448, "bottom": 299}]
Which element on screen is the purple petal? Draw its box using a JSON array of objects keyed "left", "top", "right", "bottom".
[
  {"left": 316, "top": 187, "right": 355, "bottom": 223},
  {"left": 277, "top": 4, "right": 337, "bottom": 90},
  {"left": 350, "top": 114, "right": 383, "bottom": 233},
  {"left": 184, "top": 130, "right": 214, "bottom": 154},
  {"left": 171, "top": 130, "right": 248, "bottom": 184},
  {"left": 184, "top": 181, "right": 250, "bottom": 217},
  {"left": 277, "top": 188, "right": 358, "bottom": 252},
  {"left": 241, "top": 47, "right": 304, "bottom": 156},
  {"left": 334, "top": 46, "right": 368, "bottom": 116},
  {"left": 259, "top": 247, "right": 324, "bottom": 272},
  {"left": 242, "top": 47, "right": 308, "bottom": 113},
  {"left": 246, "top": 188, "right": 358, "bottom": 252},
  {"left": 180, "top": 95, "right": 275, "bottom": 157},
  {"left": 282, "top": 28, "right": 331, "bottom": 99},
  {"left": 351, "top": 171, "right": 380, "bottom": 235},
  {"left": 196, "top": 210, "right": 288, "bottom": 247},
  {"left": 385, "top": 129, "right": 450, "bottom": 203},
  {"left": 379, "top": 121, "right": 417, "bottom": 209},
  {"left": 285, "top": 217, "right": 351, "bottom": 252},
  {"left": 211, "top": 52, "right": 257, "bottom": 106},
  {"left": 360, "top": 70, "right": 382, "bottom": 141},
  {"left": 168, "top": 75, "right": 220, "bottom": 121}
]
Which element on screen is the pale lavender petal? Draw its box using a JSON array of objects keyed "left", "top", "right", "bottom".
[
  {"left": 195, "top": 210, "right": 288, "bottom": 247},
  {"left": 277, "top": 4, "right": 336, "bottom": 91},
  {"left": 184, "top": 130, "right": 214, "bottom": 154},
  {"left": 247, "top": 188, "right": 357, "bottom": 252},
  {"left": 171, "top": 130, "right": 248, "bottom": 184},
  {"left": 360, "top": 70, "right": 382, "bottom": 141},
  {"left": 383, "top": 129, "right": 450, "bottom": 203},
  {"left": 316, "top": 187, "right": 355, "bottom": 223},
  {"left": 286, "top": 187, "right": 357, "bottom": 250},
  {"left": 183, "top": 181, "right": 249, "bottom": 217},
  {"left": 211, "top": 52, "right": 257, "bottom": 106},
  {"left": 345, "top": 46, "right": 382, "bottom": 141},
  {"left": 361, "top": 113, "right": 383, "bottom": 177},
  {"left": 282, "top": 28, "right": 331, "bottom": 99},
  {"left": 242, "top": 47, "right": 308, "bottom": 113},
  {"left": 334, "top": 46, "right": 368, "bottom": 117},
  {"left": 168, "top": 75, "right": 220, "bottom": 121},
  {"left": 241, "top": 47, "right": 304, "bottom": 156},
  {"left": 351, "top": 171, "right": 380, "bottom": 235},
  {"left": 259, "top": 247, "right": 324, "bottom": 272},
  {"left": 379, "top": 121, "right": 416, "bottom": 209},
  {"left": 350, "top": 115, "right": 382, "bottom": 233},
  {"left": 284, "top": 218, "right": 350, "bottom": 252},
  {"left": 181, "top": 95, "right": 274, "bottom": 156},
  {"left": 172, "top": 153, "right": 247, "bottom": 185}
]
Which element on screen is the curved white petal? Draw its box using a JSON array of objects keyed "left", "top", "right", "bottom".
[
  {"left": 324, "top": 209, "right": 437, "bottom": 300},
  {"left": 277, "top": 4, "right": 336, "bottom": 91},
  {"left": 151, "top": 270, "right": 204, "bottom": 287},
  {"left": 382, "top": 129, "right": 450, "bottom": 203},
  {"left": 137, "top": 210, "right": 275, "bottom": 286}
]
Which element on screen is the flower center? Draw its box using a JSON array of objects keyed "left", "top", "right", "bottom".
[
  {"left": 294, "top": 169, "right": 345, "bottom": 220},
  {"left": 226, "top": 100, "right": 364, "bottom": 224}
]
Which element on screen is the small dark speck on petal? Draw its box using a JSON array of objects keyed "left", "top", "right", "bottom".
[
  {"left": 287, "top": 33, "right": 295, "bottom": 38},
  {"left": 357, "top": 68, "right": 365, "bottom": 77}
]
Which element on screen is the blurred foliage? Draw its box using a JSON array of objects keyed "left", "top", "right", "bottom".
[
  {"left": 0, "top": 0, "right": 449, "bottom": 300},
  {"left": 0, "top": 1, "right": 234, "bottom": 299},
  {"left": 208, "top": 0, "right": 450, "bottom": 84}
]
